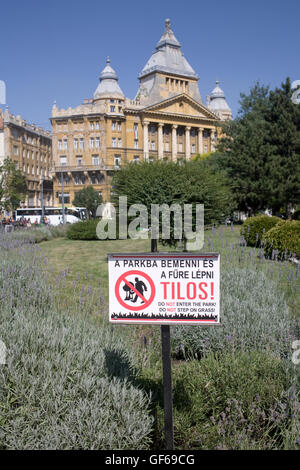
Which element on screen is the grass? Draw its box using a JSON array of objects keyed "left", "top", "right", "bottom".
[{"left": 40, "top": 225, "right": 299, "bottom": 316}]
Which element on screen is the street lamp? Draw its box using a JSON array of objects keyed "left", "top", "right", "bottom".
[
  {"left": 40, "top": 168, "right": 45, "bottom": 220},
  {"left": 61, "top": 171, "right": 65, "bottom": 224}
]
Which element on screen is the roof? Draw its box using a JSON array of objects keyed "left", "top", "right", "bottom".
[
  {"left": 94, "top": 57, "right": 124, "bottom": 99},
  {"left": 208, "top": 81, "right": 231, "bottom": 112},
  {"left": 139, "top": 19, "right": 198, "bottom": 80}
]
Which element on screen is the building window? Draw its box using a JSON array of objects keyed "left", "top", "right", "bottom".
[
  {"left": 95, "top": 137, "right": 100, "bottom": 148},
  {"left": 27, "top": 150, "right": 30, "bottom": 159},
  {"left": 151, "top": 125, "right": 156, "bottom": 134},
  {"left": 92, "top": 155, "right": 99, "bottom": 165},
  {"left": 110, "top": 106, "right": 115, "bottom": 112},
  {"left": 95, "top": 122, "right": 100, "bottom": 130},
  {"left": 114, "top": 155, "right": 121, "bottom": 168},
  {"left": 60, "top": 156, "right": 67, "bottom": 166},
  {"left": 74, "top": 138, "right": 78, "bottom": 149},
  {"left": 112, "top": 138, "right": 116, "bottom": 148},
  {"left": 118, "top": 138, "right": 122, "bottom": 148},
  {"left": 134, "top": 140, "right": 138, "bottom": 149},
  {"left": 149, "top": 157, "right": 154, "bottom": 163},
  {"left": 133, "top": 155, "right": 139, "bottom": 164},
  {"left": 110, "top": 99, "right": 115, "bottom": 103},
  {"left": 165, "top": 142, "right": 169, "bottom": 151},
  {"left": 179, "top": 143, "right": 183, "bottom": 152},
  {"left": 13, "top": 146, "right": 18, "bottom": 156},
  {"left": 32, "top": 166, "right": 35, "bottom": 175},
  {"left": 90, "top": 122, "right": 94, "bottom": 130},
  {"left": 76, "top": 156, "right": 83, "bottom": 166},
  {"left": 64, "top": 139, "right": 68, "bottom": 150},
  {"left": 58, "top": 139, "right": 62, "bottom": 149},
  {"left": 192, "top": 144, "right": 196, "bottom": 153},
  {"left": 112, "top": 122, "right": 116, "bottom": 130},
  {"left": 80, "top": 138, "right": 84, "bottom": 149},
  {"left": 151, "top": 141, "right": 155, "bottom": 150},
  {"left": 90, "top": 138, "right": 94, "bottom": 148},
  {"left": 117, "top": 122, "right": 122, "bottom": 131},
  {"left": 204, "top": 145, "right": 208, "bottom": 153},
  {"left": 118, "top": 107, "right": 122, "bottom": 113},
  {"left": 58, "top": 193, "right": 70, "bottom": 204}
]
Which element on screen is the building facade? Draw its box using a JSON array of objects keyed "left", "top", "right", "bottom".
[
  {"left": 51, "top": 19, "right": 232, "bottom": 205},
  {"left": 0, "top": 107, "right": 53, "bottom": 207}
]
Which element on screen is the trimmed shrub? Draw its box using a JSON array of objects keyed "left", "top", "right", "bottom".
[
  {"left": 172, "top": 267, "right": 298, "bottom": 359},
  {"left": 292, "top": 208, "right": 300, "bottom": 221},
  {"left": 141, "top": 352, "right": 298, "bottom": 450},
  {"left": 262, "top": 220, "right": 300, "bottom": 259},
  {"left": 67, "top": 219, "right": 99, "bottom": 240},
  {"left": 241, "top": 215, "right": 281, "bottom": 247},
  {"left": 4, "top": 224, "right": 68, "bottom": 244},
  {"left": 0, "top": 238, "right": 153, "bottom": 449}
]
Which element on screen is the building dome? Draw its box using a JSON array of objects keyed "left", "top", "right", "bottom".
[
  {"left": 94, "top": 57, "right": 124, "bottom": 100},
  {"left": 208, "top": 81, "right": 232, "bottom": 119},
  {"left": 139, "top": 19, "right": 198, "bottom": 80}
]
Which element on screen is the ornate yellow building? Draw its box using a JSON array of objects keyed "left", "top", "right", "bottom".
[
  {"left": 0, "top": 107, "right": 53, "bottom": 207},
  {"left": 50, "top": 19, "right": 232, "bottom": 204}
]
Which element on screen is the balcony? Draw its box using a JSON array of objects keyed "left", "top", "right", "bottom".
[{"left": 52, "top": 164, "right": 106, "bottom": 173}]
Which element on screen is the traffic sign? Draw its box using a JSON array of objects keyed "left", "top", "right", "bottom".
[{"left": 108, "top": 253, "right": 220, "bottom": 325}]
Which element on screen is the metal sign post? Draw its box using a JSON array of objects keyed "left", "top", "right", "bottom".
[
  {"left": 161, "top": 324, "right": 174, "bottom": 450},
  {"left": 152, "top": 238, "right": 174, "bottom": 450}
]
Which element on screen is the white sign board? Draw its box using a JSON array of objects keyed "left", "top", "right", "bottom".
[{"left": 108, "top": 253, "right": 220, "bottom": 325}]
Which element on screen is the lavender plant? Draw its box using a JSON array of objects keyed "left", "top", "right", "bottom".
[
  {"left": 0, "top": 236, "right": 153, "bottom": 450},
  {"left": 172, "top": 267, "right": 299, "bottom": 359}
]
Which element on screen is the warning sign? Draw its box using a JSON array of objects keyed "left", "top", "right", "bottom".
[{"left": 108, "top": 253, "right": 220, "bottom": 325}]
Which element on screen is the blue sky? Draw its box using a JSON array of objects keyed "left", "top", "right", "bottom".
[{"left": 1, "top": 0, "right": 299, "bottom": 130}]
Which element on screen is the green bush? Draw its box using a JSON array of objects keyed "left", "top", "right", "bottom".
[
  {"left": 142, "top": 352, "right": 298, "bottom": 450},
  {"left": 241, "top": 215, "right": 281, "bottom": 247},
  {"left": 66, "top": 219, "right": 99, "bottom": 240},
  {"left": 262, "top": 220, "right": 300, "bottom": 259},
  {"left": 292, "top": 208, "right": 300, "bottom": 221}
]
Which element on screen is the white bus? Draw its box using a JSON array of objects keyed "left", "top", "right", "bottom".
[{"left": 15, "top": 207, "right": 87, "bottom": 226}]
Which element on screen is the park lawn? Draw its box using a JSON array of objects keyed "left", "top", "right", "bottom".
[
  {"left": 40, "top": 225, "right": 299, "bottom": 317},
  {"left": 40, "top": 237, "right": 171, "bottom": 312}
]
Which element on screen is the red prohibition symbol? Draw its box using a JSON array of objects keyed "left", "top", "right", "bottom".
[{"left": 115, "top": 270, "right": 156, "bottom": 311}]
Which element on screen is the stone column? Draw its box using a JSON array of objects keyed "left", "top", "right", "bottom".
[
  {"left": 185, "top": 126, "right": 191, "bottom": 160},
  {"left": 143, "top": 121, "right": 149, "bottom": 161},
  {"left": 158, "top": 123, "right": 164, "bottom": 159},
  {"left": 210, "top": 128, "right": 216, "bottom": 152},
  {"left": 198, "top": 127, "right": 204, "bottom": 155},
  {"left": 172, "top": 125, "right": 178, "bottom": 161}
]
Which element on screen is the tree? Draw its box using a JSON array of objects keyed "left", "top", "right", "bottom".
[
  {"left": 111, "top": 160, "right": 234, "bottom": 248},
  {"left": 266, "top": 78, "right": 300, "bottom": 217},
  {"left": 216, "top": 79, "right": 300, "bottom": 217},
  {"left": 72, "top": 186, "right": 102, "bottom": 218},
  {"left": 0, "top": 158, "right": 27, "bottom": 211}
]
